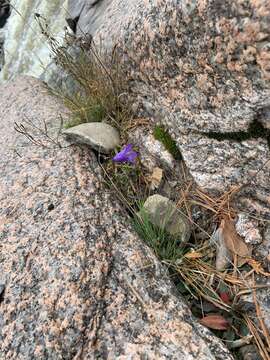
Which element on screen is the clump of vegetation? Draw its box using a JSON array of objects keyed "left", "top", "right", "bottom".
[
  {"left": 102, "top": 160, "right": 148, "bottom": 211},
  {"left": 153, "top": 125, "right": 182, "bottom": 160},
  {"left": 133, "top": 206, "right": 185, "bottom": 262},
  {"left": 63, "top": 97, "right": 106, "bottom": 129},
  {"left": 36, "top": 14, "right": 131, "bottom": 133}
]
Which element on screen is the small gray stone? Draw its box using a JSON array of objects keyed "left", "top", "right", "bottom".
[
  {"left": 141, "top": 194, "right": 191, "bottom": 244},
  {"left": 63, "top": 122, "right": 120, "bottom": 153}
]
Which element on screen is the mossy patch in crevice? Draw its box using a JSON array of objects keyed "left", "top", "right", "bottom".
[
  {"left": 204, "top": 120, "right": 270, "bottom": 148},
  {"left": 153, "top": 125, "right": 182, "bottom": 160}
]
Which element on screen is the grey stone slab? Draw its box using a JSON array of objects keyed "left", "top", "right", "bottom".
[{"left": 63, "top": 122, "right": 120, "bottom": 153}]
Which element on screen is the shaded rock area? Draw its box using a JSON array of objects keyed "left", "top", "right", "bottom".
[
  {"left": 0, "top": 0, "right": 10, "bottom": 70},
  {"left": 67, "top": 0, "right": 270, "bottom": 219},
  {"left": 0, "top": 0, "right": 9, "bottom": 28},
  {"left": 0, "top": 28, "right": 4, "bottom": 67},
  {"left": 0, "top": 76, "right": 233, "bottom": 359}
]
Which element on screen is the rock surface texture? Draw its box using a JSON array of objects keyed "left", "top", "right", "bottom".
[
  {"left": 129, "top": 127, "right": 176, "bottom": 172},
  {"left": 68, "top": 0, "right": 270, "bottom": 218},
  {"left": 0, "top": 76, "right": 233, "bottom": 359},
  {"left": 63, "top": 122, "right": 120, "bottom": 153}
]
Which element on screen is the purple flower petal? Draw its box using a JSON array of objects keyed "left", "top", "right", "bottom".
[
  {"left": 112, "top": 152, "right": 125, "bottom": 162},
  {"left": 123, "top": 144, "right": 133, "bottom": 152},
  {"left": 112, "top": 144, "right": 138, "bottom": 164},
  {"left": 126, "top": 151, "right": 137, "bottom": 164}
]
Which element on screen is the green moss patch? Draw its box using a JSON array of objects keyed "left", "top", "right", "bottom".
[{"left": 153, "top": 125, "right": 182, "bottom": 160}]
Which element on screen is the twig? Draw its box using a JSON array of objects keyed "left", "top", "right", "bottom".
[{"left": 226, "top": 335, "right": 253, "bottom": 349}]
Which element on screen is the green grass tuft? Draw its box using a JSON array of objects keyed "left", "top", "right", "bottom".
[
  {"left": 153, "top": 125, "right": 182, "bottom": 160},
  {"left": 37, "top": 15, "right": 132, "bottom": 133},
  {"left": 132, "top": 205, "right": 184, "bottom": 262},
  {"left": 63, "top": 97, "right": 107, "bottom": 128},
  {"left": 103, "top": 160, "right": 148, "bottom": 209}
]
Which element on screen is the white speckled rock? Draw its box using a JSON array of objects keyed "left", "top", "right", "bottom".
[
  {"left": 129, "top": 127, "right": 175, "bottom": 172},
  {"left": 63, "top": 122, "right": 120, "bottom": 153},
  {"left": 235, "top": 213, "right": 262, "bottom": 245}
]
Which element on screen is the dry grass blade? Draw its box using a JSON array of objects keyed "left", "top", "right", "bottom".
[
  {"left": 175, "top": 183, "right": 211, "bottom": 239},
  {"left": 190, "top": 200, "right": 219, "bottom": 214},
  {"left": 190, "top": 186, "right": 241, "bottom": 220},
  {"left": 248, "top": 259, "right": 270, "bottom": 277},
  {"left": 244, "top": 315, "right": 270, "bottom": 360},
  {"left": 170, "top": 259, "right": 233, "bottom": 311},
  {"left": 252, "top": 276, "right": 270, "bottom": 352},
  {"left": 188, "top": 259, "right": 243, "bottom": 286},
  {"left": 176, "top": 182, "right": 193, "bottom": 208}
]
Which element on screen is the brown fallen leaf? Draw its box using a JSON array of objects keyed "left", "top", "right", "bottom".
[
  {"left": 212, "top": 227, "right": 232, "bottom": 271},
  {"left": 199, "top": 314, "right": 229, "bottom": 330},
  {"left": 148, "top": 167, "right": 163, "bottom": 190},
  {"left": 220, "top": 217, "right": 251, "bottom": 267}
]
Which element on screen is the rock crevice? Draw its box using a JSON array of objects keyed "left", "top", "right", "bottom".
[
  {"left": 202, "top": 119, "right": 270, "bottom": 149},
  {"left": 67, "top": 0, "right": 270, "bottom": 216},
  {"left": 0, "top": 76, "right": 233, "bottom": 359}
]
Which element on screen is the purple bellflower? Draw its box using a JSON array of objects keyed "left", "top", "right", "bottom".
[{"left": 112, "top": 144, "right": 138, "bottom": 164}]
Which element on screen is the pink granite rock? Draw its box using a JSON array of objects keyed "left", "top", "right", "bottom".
[
  {"left": 0, "top": 76, "right": 233, "bottom": 359},
  {"left": 68, "top": 0, "right": 270, "bottom": 219}
]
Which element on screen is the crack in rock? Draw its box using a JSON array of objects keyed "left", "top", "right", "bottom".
[{"left": 202, "top": 120, "right": 270, "bottom": 149}]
